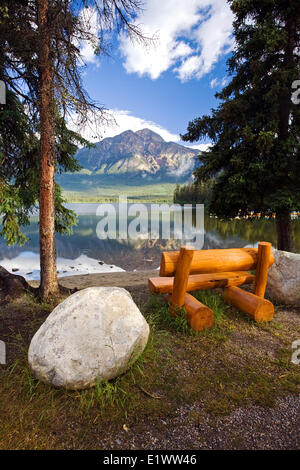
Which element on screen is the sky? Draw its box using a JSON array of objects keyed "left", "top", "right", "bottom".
[{"left": 73, "top": 0, "right": 235, "bottom": 150}]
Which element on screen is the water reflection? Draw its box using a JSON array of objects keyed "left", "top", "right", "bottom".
[{"left": 0, "top": 204, "right": 299, "bottom": 273}]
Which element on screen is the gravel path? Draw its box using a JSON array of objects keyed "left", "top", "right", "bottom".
[{"left": 106, "top": 395, "right": 300, "bottom": 450}]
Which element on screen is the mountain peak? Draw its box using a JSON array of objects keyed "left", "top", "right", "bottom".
[
  {"left": 75, "top": 128, "right": 200, "bottom": 180},
  {"left": 135, "top": 128, "right": 164, "bottom": 142},
  {"left": 117, "top": 129, "right": 136, "bottom": 138}
]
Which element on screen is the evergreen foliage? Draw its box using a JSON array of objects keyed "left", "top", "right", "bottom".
[
  {"left": 0, "top": 89, "right": 90, "bottom": 245},
  {"left": 182, "top": 0, "right": 300, "bottom": 251},
  {"left": 173, "top": 180, "right": 213, "bottom": 206}
]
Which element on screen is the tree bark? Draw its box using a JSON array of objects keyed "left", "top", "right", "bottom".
[
  {"left": 37, "top": 0, "right": 59, "bottom": 298},
  {"left": 276, "top": 209, "right": 294, "bottom": 252}
]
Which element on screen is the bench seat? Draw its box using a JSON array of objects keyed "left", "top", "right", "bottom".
[{"left": 148, "top": 271, "right": 255, "bottom": 294}]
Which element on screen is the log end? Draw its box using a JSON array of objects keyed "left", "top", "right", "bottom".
[
  {"left": 184, "top": 292, "right": 214, "bottom": 331},
  {"left": 187, "top": 308, "right": 214, "bottom": 332},
  {"left": 253, "top": 299, "right": 274, "bottom": 322}
]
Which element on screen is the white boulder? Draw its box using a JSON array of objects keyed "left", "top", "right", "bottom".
[
  {"left": 267, "top": 249, "right": 300, "bottom": 306},
  {"left": 28, "top": 287, "right": 149, "bottom": 389}
]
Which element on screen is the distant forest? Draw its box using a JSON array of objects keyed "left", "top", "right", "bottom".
[{"left": 173, "top": 180, "right": 213, "bottom": 206}]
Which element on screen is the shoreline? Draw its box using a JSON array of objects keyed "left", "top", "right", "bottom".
[
  {"left": 0, "top": 251, "right": 125, "bottom": 281},
  {"left": 29, "top": 269, "right": 158, "bottom": 290}
]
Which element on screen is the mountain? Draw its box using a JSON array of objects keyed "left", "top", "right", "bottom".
[{"left": 74, "top": 128, "right": 200, "bottom": 179}]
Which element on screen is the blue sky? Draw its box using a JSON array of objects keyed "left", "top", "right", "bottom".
[{"left": 74, "top": 0, "right": 234, "bottom": 149}]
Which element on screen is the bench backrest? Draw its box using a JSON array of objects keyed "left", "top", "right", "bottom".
[{"left": 160, "top": 247, "right": 275, "bottom": 277}]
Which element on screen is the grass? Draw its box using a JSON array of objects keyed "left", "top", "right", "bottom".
[
  {"left": 0, "top": 287, "right": 299, "bottom": 449},
  {"left": 147, "top": 295, "right": 196, "bottom": 335},
  {"left": 61, "top": 182, "right": 177, "bottom": 203},
  {"left": 147, "top": 290, "right": 230, "bottom": 337}
]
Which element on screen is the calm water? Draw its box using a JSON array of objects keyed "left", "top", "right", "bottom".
[{"left": 0, "top": 203, "right": 299, "bottom": 272}]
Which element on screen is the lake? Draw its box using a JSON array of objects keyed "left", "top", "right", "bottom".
[{"left": 0, "top": 203, "right": 299, "bottom": 280}]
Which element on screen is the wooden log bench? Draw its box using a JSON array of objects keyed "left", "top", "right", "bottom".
[{"left": 148, "top": 242, "right": 275, "bottom": 332}]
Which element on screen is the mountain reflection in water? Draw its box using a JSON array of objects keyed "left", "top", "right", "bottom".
[{"left": 0, "top": 203, "right": 299, "bottom": 273}]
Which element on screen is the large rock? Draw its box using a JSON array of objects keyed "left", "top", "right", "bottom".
[
  {"left": 28, "top": 287, "right": 149, "bottom": 389},
  {"left": 267, "top": 249, "right": 300, "bottom": 306},
  {"left": 0, "top": 265, "right": 35, "bottom": 300}
]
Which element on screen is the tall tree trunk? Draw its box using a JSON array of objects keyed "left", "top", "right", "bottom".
[
  {"left": 276, "top": 209, "right": 294, "bottom": 252},
  {"left": 37, "top": 0, "right": 59, "bottom": 298}
]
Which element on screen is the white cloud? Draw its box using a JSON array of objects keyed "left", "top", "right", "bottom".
[
  {"left": 68, "top": 108, "right": 180, "bottom": 144},
  {"left": 106, "top": 109, "right": 180, "bottom": 142},
  {"left": 68, "top": 109, "right": 215, "bottom": 150},
  {"left": 167, "top": 158, "right": 195, "bottom": 177},
  {"left": 185, "top": 143, "right": 212, "bottom": 151},
  {"left": 119, "top": 0, "right": 234, "bottom": 81},
  {"left": 210, "top": 75, "right": 229, "bottom": 88}
]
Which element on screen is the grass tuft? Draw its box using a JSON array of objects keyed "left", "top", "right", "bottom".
[{"left": 147, "top": 294, "right": 196, "bottom": 335}]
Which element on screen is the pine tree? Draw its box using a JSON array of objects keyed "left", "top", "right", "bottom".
[
  {"left": 0, "top": 0, "right": 146, "bottom": 297},
  {"left": 182, "top": 0, "right": 300, "bottom": 252},
  {"left": 0, "top": 89, "right": 89, "bottom": 247}
]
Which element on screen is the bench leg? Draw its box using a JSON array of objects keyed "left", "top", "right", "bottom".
[
  {"left": 170, "top": 246, "right": 194, "bottom": 316},
  {"left": 164, "top": 293, "right": 214, "bottom": 331},
  {"left": 223, "top": 286, "right": 274, "bottom": 322},
  {"left": 254, "top": 241, "right": 271, "bottom": 298},
  {"left": 185, "top": 293, "right": 214, "bottom": 331}
]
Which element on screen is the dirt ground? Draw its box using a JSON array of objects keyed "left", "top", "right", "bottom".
[
  {"left": 0, "top": 271, "right": 299, "bottom": 450},
  {"left": 29, "top": 270, "right": 158, "bottom": 290}
]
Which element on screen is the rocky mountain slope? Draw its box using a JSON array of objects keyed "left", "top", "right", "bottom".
[{"left": 75, "top": 128, "right": 200, "bottom": 179}]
